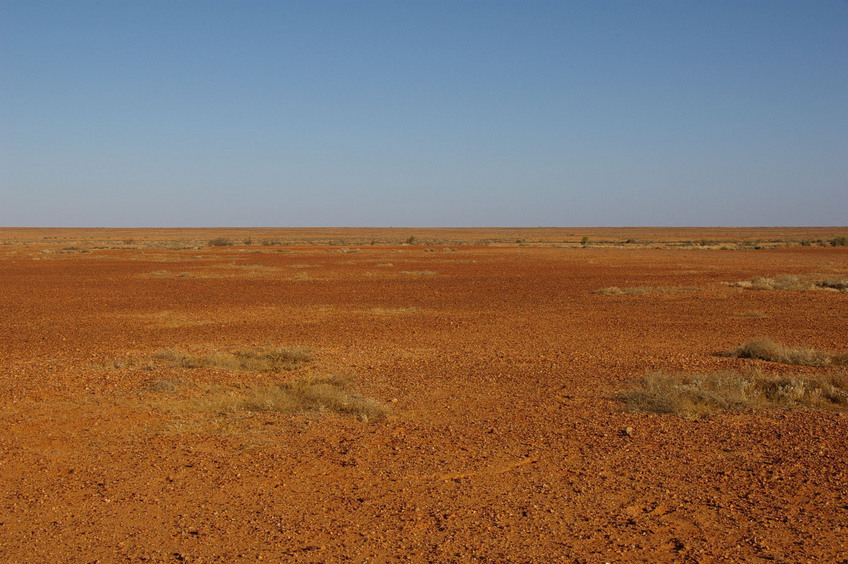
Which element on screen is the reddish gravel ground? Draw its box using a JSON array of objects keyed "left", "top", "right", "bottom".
[{"left": 1, "top": 228, "right": 847, "bottom": 563}]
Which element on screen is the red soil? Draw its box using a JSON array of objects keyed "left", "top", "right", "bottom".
[{"left": 1, "top": 228, "right": 846, "bottom": 562}]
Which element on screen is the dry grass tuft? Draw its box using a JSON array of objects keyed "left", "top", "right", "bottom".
[
  {"left": 153, "top": 346, "right": 313, "bottom": 373},
  {"left": 816, "top": 277, "right": 848, "bottom": 291},
  {"left": 193, "top": 374, "right": 387, "bottom": 422},
  {"left": 145, "top": 379, "right": 190, "bottom": 393},
  {"left": 147, "top": 270, "right": 194, "bottom": 278},
  {"left": 593, "top": 286, "right": 698, "bottom": 295},
  {"left": 208, "top": 237, "right": 235, "bottom": 247},
  {"left": 729, "top": 274, "right": 848, "bottom": 292},
  {"left": 733, "top": 310, "right": 766, "bottom": 318},
  {"left": 106, "top": 346, "right": 312, "bottom": 373},
  {"left": 103, "top": 357, "right": 157, "bottom": 371},
  {"left": 619, "top": 370, "right": 848, "bottom": 419},
  {"left": 754, "top": 275, "right": 812, "bottom": 291},
  {"left": 728, "top": 338, "right": 846, "bottom": 367},
  {"left": 134, "top": 347, "right": 386, "bottom": 422}
]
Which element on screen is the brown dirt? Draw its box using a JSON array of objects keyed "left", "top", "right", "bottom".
[{"left": 1, "top": 228, "right": 847, "bottom": 562}]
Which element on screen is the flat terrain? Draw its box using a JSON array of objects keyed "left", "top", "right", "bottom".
[{"left": 1, "top": 228, "right": 847, "bottom": 563}]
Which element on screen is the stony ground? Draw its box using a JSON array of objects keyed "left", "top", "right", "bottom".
[{"left": 1, "top": 228, "right": 846, "bottom": 563}]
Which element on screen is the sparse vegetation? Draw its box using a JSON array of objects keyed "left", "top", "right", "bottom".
[
  {"left": 147, "top": 270, "right": 194, "bottom": 278},
  {"left": 208, "top": 237, "right": 235, "bottom": 247},
  {"left": 107, "top": 346, "right": 313, "bottom": 373},
  {"left": 191, "top": 374, "right": 387, "bottom": 421},
  {"left": 728, "top": 274, "right": 848, "bottom": 292},
  {"left": 581, "top": 236, "right": 590, "bottom": 247},
  {"left": 727, "top": 338, "right": 846, "bottom": 367},
  {"left": 751, "top": 275, "right": 811, "bottom": 291},
  {"left": 121, "top": 346, "right": 385, "bottom": 421},
  {"left": 733, "top": 310, "right": 766, "bottom": 318},
  {"left": 830, "top": 236, "right": 848, "bottom": 247},
  {"left": 619, "top": 370, "right": 848, "bottom": 419},
  {"left": 816, "top": 277, "right": 848, "bottom": 291},
  {"left": 154, "top": 346, "right": 313, "bottom": 372},
  {"left": 593, "top": 286, "right": 698, "bottom": 295}
]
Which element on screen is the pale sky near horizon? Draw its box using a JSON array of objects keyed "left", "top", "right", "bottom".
[{"left": 1, "top": 1, "right": 846, "bottom": 227}]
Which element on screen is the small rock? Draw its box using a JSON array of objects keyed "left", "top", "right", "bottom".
[{"left": 624, "top": 426, "right": 635, "bottom": 437}]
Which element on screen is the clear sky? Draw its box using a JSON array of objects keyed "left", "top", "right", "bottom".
[{"left": 2, "top": 1, "right": 846, "bottom": 227}]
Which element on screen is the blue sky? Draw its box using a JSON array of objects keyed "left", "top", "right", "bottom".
[{"left": 2, "top": 1, "right": 846, "bottom": 227}]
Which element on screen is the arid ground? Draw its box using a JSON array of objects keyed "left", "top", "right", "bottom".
[{"left": 1, "top": 227, "right": 846, "bottom": 563}]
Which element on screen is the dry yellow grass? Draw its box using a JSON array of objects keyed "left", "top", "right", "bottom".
[
  {"left": 751, "top": 275, "right": 813, "bottom": 291},
  {"left": 816, "top": 277, "right": 848, "bottom": 291},
  {"left": 121, "top": 347, "right": 385, "bottom": 421},
  {"left": 105, "top": 346, "right": 313, "bottom": 372},
  {"left": 192, "top": 374, "right": 387, "bottom": 422},
  {"left": 729, "top": 274, "right": 848, "bottom": 292},
  {"left": 728, "top": 338, "right": 846, "bottom": 367},
  {"left": 732, "top": 310, "right": 766, "bottom": 318},
  {"left": 593, "top": 286, "right": 698, "bottom": 295},
  {"left": 619, "top": 370, "right": 848, "bottom": 419},
  {"left": 153, "top": 346, "right": 313, "bottom": 372}
]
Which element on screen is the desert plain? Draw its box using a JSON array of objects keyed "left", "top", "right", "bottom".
[{"left": 1, "top": 227, "right": 847, "bottom": 563}]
